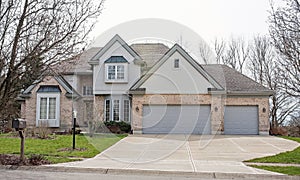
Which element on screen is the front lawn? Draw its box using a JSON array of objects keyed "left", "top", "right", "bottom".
[
  {"left": 246, "top": 136, "right": 300, "bottom": 164},
  {"left": 246, "top": 136, "right": 300, "bottom": 176},
  {"left": 250, "top": 165, "right": 300, "bottom": 176},
  {"left": 0, "top": 133, "right": 126, "bottom": 164}
]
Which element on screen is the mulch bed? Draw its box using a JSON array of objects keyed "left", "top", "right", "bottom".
[{"left": 0, "top": 154, "right": 51, "bottom": 166}]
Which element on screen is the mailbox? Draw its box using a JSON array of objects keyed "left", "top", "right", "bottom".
[{"left": 12, "top": 118, "right": 26, "bottom": 130}]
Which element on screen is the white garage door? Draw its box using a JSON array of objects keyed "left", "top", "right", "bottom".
[
  {"left": 142, "top": 105, "right": 211, "bottom": 134},
  {"left": 224, "top": 106, "right": 259, "bottom": 135}
]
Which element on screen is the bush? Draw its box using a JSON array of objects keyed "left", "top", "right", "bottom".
[
  {"left": 28, "top": 154, "right": 50, "bottom": 165},
  {"left": 270, "top": 126, "right": 288, "bottom": 136},
  {"left": 104, "top": 121, "right": 131, "bottom": 133}
]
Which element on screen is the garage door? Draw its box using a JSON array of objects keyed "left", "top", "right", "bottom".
[
  {"left": 142, "top": 105, "right": 211, "bottom": 134},
  {"left": 224, "top": 106, "right": 258, "bottom": 135}
]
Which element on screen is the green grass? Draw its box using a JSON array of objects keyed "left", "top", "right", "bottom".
[
  {"left": 246, "top": 136, "right": 300, "bottom": 175},
  {"left": 246, "top": 136, "right": 300, "bottom": 164},
  {"left": 0, "top": 133, "right": 126, "bottom": 164},
  {"left": 250, "top": 165, "right": 300, "bottom": 176}
]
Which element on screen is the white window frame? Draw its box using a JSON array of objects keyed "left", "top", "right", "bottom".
[
  {"left": 36, "top": 93, "right": 60, "bottom": 127},
  {"left": 105, "top": 63, "right": 128, "bottom": 83},
  {"left": 123, "top": 100, "right": 130, "bottom": 122}
]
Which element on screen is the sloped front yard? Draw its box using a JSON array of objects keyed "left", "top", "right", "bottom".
[
  {"left": 246, "top": 136, "right": 300, "bottom": 175},
  {"left": 0, "top": 133, "right": 126, "bottom": 165}
]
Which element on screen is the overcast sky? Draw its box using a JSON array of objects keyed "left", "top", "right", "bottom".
[{"left": 90, "top": 0, "right": 273, "bottom": 46}]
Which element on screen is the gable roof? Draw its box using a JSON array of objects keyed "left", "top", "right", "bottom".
[
  {"left": 21, "top": 69, "right": 80, "bottom": 98},
  {"left": 130, "top": 44, "right": 223, "bottom": 90},
  {"left": 89, "top": 34, "right": 142, "bottom": 65},
  {"left": 202, "top": 64, "right": 273, "bottom": 95}
]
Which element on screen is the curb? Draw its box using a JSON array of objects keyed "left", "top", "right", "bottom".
[{"left": 0, "top": 165, "right": 299, "bottom": 180}]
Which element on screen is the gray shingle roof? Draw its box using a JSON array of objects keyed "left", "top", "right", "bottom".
[
  {"left": 130, "top": 43, "right": 169, "bottom": 71},
  {"left": 202, "top": 64, "right": 272, "bottom": 93},
  {"left": 52, "top": 47, "right": 101, "bottom": 74}
]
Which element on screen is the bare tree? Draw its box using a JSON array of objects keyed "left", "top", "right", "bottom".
[
  {"left": 248, "top": 35, "right": 300, "bottom": 128},
  {"left": 198, "top": 40, "right": 214, "bottom": 64},
  {"left": 214, "top": 38, "right": 226, "bottom": 64},
  {"left": 269, "top": 0, "right": 300, "bottom": 97},
  {"left": 214, "top": 37, "right": 249, "bottom": 73},
  {"left": 0, "top": 0, "right": 104, "bottom": 120}
]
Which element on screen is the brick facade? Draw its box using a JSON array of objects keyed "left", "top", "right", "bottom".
[{"left": 20, "top": 76, "right": 73, "bottom": 130}]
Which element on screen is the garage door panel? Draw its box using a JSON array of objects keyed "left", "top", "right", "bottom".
[
  {"left": 142, "top": 105, "right": 211, "bottom": 134},
  {"left": 224, "top": 106, "right": 258, "bottom": 135}
]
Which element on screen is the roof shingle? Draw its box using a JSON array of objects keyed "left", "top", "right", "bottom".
[{"left": 202, "top": 64, "right": 271, "bottom": 93}]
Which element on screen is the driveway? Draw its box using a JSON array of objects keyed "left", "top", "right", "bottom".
[{"left": 51, "top": 135, "right": 299, "bottom": 174}]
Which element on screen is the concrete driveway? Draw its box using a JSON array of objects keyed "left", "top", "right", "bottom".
[{"left": 52, "top": 135, "right": 299, "bottom": 174}]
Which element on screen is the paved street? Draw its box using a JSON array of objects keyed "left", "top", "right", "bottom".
[{"left": 50, "top": 135, "right": 299, "bottom": 174}]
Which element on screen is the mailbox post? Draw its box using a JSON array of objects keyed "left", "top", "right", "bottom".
[{"left": 12, "top": 119, "right": 26, "bottom": 161}]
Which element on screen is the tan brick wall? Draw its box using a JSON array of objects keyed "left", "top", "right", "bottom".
[
  {"left": 94, "top": 95, "right": 104, "bottom": 122},
  {"left": 21, "top": 76, "right": 73, "bottom": 129},
  {"left": 131, "top": 94, "right": 270, "bottom": 134}
]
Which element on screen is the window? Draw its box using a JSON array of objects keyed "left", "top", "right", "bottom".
[
  {"left": 36, "top": 93, "right": 60, "bottom": 127},
  {"left": 105, "top": 100, "right": 110, "bottom": 121},
  {"left": 117, "top": 65, "right": 125, "bottom": 79},
  {"left": 107, "top": 65, "right": 125, "bottom": 80},
  {"left": 113, "top": 100, "right": 120, "bottom": 121},
  {"left": 108, "top": 65, "right": 116, "bottom": 80},
  {"left": 124, "top": 100, "right": 130, "bottom": 122},
  {"left": 39, "top": 97, "right": 57, "bottom": 120},
  {"left": 174, "top": 59, "right": 179, "bottom": 68},
  {"left": 83, "top": 86, "right": 93, "bottom": 96},
  {"left": 105, "top": 64, "right": 128, "bottom": 83}
]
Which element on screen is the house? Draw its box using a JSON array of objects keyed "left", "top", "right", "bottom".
[{"left": 19, "top": 34, "right": 273, "bottom": 135}]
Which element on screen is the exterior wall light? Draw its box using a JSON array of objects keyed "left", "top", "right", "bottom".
[{"left": 214, "top": 107, "right": 218, "bottom": 112}]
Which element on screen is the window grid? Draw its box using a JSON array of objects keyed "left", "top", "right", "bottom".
[
  {"left": 105, "top": 100, "right": 110, "bottom": 121},
  {"left": 113, "top": 100, "right": 120, "bottom": 121},
  {"left": 124, "top": 100, "right": 130, "bottom": 122},
  {"left": 108, "top": 65, "right": 116, "bottom": 80},
  {"left": 107, "top": 65, "right": 125, "bottom": 80},
  {"left": 117, "top": 65, "right": 125, "bottom": 79},
  {"left": 83, "top": 86, "right": 93, "bottom": 95},
  {"left": 39, "top": 97, "right": 56, "bottom": 120}
]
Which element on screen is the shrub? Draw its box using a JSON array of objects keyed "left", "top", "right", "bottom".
[
  {"left": 104, "top": 121, "right": 131, "bottom": 133},
  {"left": 28, "top": 154, "right": 50, "bottom": 165},
  {"left": 270, "top": 126, "right": 288, "bottom": 136}
]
